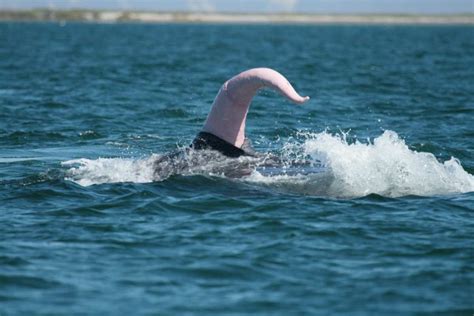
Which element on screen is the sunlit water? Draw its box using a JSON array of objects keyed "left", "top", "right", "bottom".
[{"left": 1, "top": 22, "right": 473, "bottom": 315}]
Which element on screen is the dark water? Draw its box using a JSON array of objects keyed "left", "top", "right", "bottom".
[{"left": 1, "top": 22, "right": 473, "bottom": 315}]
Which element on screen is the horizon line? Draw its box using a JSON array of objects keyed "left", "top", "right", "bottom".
[
  {"left": 1, "top": 9, "right": 473, "bottom": 25},
  {"left": 1, "top": 8, "right": 473, "bottom": 16}
]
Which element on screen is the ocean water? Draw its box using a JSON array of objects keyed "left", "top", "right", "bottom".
[{"left": 1, "top": 22, "right": 473, "bottom": 315}]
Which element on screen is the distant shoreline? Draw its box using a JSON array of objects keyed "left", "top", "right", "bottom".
[{"left": 0, "top": 9, "right": 473, "bottom": 25}]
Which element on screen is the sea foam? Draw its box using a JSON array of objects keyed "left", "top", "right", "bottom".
[
  {"left": 62, "top": 156, "right": 158, "bottom": 187},
  {"left": 249, "top": 130, "right": 474, "bottom": 198}
]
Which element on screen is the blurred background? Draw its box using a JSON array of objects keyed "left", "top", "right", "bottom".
[{"left": 1, "top": 0, "right": 473, "bottom": 14}]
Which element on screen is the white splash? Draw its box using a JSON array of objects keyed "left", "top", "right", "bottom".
[
  {"left": 62, "top": 130, "right": 474, "bottom": 198},
  {"left": 267, "top": 130, "right": 473, "bottom": 198},
  {"left": 61, "top": 150, "right": 242, "bottom": 186},
  {"left": 62, "top": 155, "right": 158, "bottom": 186}
]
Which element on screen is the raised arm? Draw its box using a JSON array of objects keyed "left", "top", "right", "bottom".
[{"left": 202, "top": 68, "right": 310, "bottom": 148}]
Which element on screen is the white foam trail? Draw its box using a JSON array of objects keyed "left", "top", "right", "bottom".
[
  {"left": 62, "top": 156, "right": 158, "bottom": 186},
  {"left": 294, "top": 130, "right": 473, "bottom": 198}
]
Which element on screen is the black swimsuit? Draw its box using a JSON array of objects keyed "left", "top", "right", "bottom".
[{"left": 191, "top": 132, "right": 259, "bottom": 158}]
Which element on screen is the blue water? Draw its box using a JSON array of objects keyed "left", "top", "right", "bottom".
[{"left": 1, "top": 22, "right": 473, "bottom": 315}]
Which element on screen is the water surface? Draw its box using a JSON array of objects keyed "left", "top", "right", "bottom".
[{"left": 1, "top": 22, "right": 473, "bottom": 315}]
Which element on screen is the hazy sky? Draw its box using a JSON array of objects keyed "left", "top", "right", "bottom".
[{"left": 1, "top": 0, "right": 473, "bottom": 14}]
